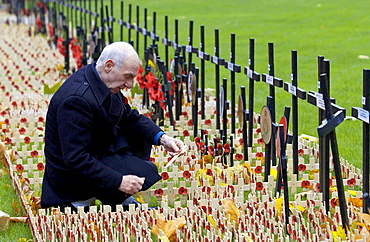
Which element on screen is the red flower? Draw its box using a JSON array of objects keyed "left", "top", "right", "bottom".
[
  {"left": 4, "top": 119, "right": 9, "bottom": 125},
  {"left": 154, "top": 189, "right": 164, "bottom": 197},
  {"left": 239, "top": 138, "right": 243, "bottom": 145},
  {"left": 31, "top": 150, "right": 39, "bottom": 157},
  {"left": 187, "top": 119, "right": 193, "bottom": 126},
  {"left": 223, "top": 143, "right": 231, "bottom": 154},
  {"left": 298, "top": 149, "right": 304, "bottom": 156},
  {"left": 178, "top": 187, "right": 188, "bottom": 195},
  {"left": 16, "top": 164, "right": 24, "bottom": 173},
  {"left": 203, "top": 129, "right": 208, "bottom": 135},
  {"left": 298, "top": 164, "right": 306, "bottom": 172},
  {"left": 4, "top": 137, "right": 11, "bottom": 145},
  {"left": 161, "top": 172, "right": 169, "bottom": 180},
  {"left": 183, "top": 130, "right": 190, "bottom": 137},
  {"left": 257, "top": 138, "right": 264, "bottom": 145},
  {"left": 347, "top": 178, "right": 356, "bottom": 187},
  {"left": 237, "top": 129, "right": 243, "bottom": 134},
  {"left": 235, "top": 153, "right": 243, "bottom": 161},
  {"left": 204, "top": 119, "right": 211, "bottom": 125},
  {"left": 256, "top": 152, "right": 264, "bottom": 158},
  {"left": 165, "top": 112, "right": 170, "bottom": 118},
  {"left": 194, "top": 136, "right": 201, "bottom": 145},
  {"left": 202, "top": 186, "right": 211, "bottom": 194},
  {"left": 206, "top": 169, "right": 213, "bottom": 176},
  {"left": 256, "top": 128, "right": 261, "bottom": 134},
  {"left": 314, "top": 183, "right": 320, "bottom": 192},
  {"left": 301, "top": 180, "right": 311, "bottom": 188},
  {"left": 227, "top": 185, "right": 234, "bottom": 193},
  {"left": 37, "top": 127, "right": 44, "bottom": 131},
  {"left": 254, "top": 166, "right": 263, "bottom": 174},
  {"left": 182, "top": 112, "right": 188, "bottom": 117},
  {"left": 24, "top": 137, "right": 31, "bottom": 144},
  {"left": 183, "top": 170, "right": 191, "bottom": 179},
  {"left": 256, "top": 182, "right": 263, "bottom": 191},
  {"left": 38, "top": 117, "right": 45, "bottom": 122},
  {"left": 19, "top": 127, "right": 26, "bottom": 134},
  {"left": 37, "top": 163, "right": 44, "bottom": 171},
  {"left": 149, "top": 157, "right": 156, "bottom": 163},
  {"left": 208, "top": 145, "right": 214, "bottom": 156},
  {"left": 11, "top": 101, "right": 17, "bottom": 107},
  {"left": 20, "top": 118, "right": 27, "bottom": 123},
  {"left": 330, "top": 198, "right": 338, "bottom": 208}
]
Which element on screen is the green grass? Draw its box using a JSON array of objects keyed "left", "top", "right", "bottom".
[
  {"left": 94, "top": 0, "right": 369, "bottom": 168},
  {"left": 0, "top": 164, "right": 33, "bottom": 242}
]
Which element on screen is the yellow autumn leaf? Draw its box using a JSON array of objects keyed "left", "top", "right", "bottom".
[
  {"left": 134, "top": 193, "right": 145, "bottom": 204},
  {"left": 270, "top": 167, "right": 277, "bottom": 179},
  {"left": 347, "top": 197, "right": 362, "bottom": 209},
  {"left": 207, "top": 214, "right": 217, "bottom": 228},
  {"left": 332, "top": 225, "right": 347, "bottom": 242},
  {"left": 347, "top": 190, "right": 357, "bottom": 196},
  {"left": 240, "top": 233, "right": 254, "bottom": 241},
  {"left": 222, "top": 199, "right": 240, "bottom": 227},
  {"left": 152, "top": 214, "right": 186, "bottom": 242},
  {"left": 289, "top": 203, "right": 306, "bottom": 212},
  {"left": 275, "top": 197, "right": 283, "bottom": 215}
]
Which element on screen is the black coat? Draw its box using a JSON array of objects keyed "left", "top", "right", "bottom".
[{"left": 41, "top": 63, "right": 162, "bottom": 208}]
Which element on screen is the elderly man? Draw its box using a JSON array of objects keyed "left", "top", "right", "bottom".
[{"left": 41, "top": 42, "right": 184, "bottom": 211}]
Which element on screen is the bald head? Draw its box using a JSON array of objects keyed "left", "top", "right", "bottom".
[{"left": 96, "top": 42, "right": 140, "bottom": 69}]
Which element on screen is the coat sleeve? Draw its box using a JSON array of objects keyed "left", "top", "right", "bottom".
[
  {"left": 118, "top": 97, "right": 163, "bottom": 144},
  {"left": 57, "top": 96, "right": 123, "bottom": 192}
]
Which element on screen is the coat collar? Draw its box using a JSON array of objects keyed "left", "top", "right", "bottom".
[{"left": 84, "top": 62, "right": 111, "bottom": 107}]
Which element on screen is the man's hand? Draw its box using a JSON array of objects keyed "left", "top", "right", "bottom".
[
  {"left": 118, "top": 175, "right": 145, "bottom": 194},
  {"left": 160, "top": 134, "right": 185, "bottom": 156}
]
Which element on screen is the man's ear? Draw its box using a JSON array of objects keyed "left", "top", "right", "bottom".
[{"left": 104, "top": 59, "right": 115, "bottom": 73}]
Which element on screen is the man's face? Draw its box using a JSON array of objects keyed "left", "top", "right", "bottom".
[{"left": 104, "top": 59, "right": 140, "bottom": 94}]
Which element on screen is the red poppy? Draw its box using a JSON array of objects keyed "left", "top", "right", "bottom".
[
  {"left": 330, "top": 198, "right": 338, "bottom": 208},
  {"left": 183, "top": 170, "right": 191, "bottom": 179},
  {"left": 37, "top": 163, "right": 44, "bottom": 171},
  {"left": 182, "top": 112, "right": 188, "bottom": 117},
  {"left": 187, "top": 119, "right": 193, "bottom": 126},
  {"left": 161, "top": 172, "right": 169, "bottom": 180},
  {"left": 183, "top": 130, "right": 190, "bottom": 137},
  {"left": 208, "top": 145, "right": 214, "bottom": 156},
  {"left": 38, "top": 117, "right": 45, "bottom": 122},
  {"left": 0, "top": 111, "right": 7, "bottom": 116},
  {"left": 292, "top": 215, "right": 298, "bottom": 224},
  {"left": 24, "top": 137, "right": 31, "bottom": 144},
  {"left": 16, "top": 164, "right": 24, "bottom": 173},
  {"left": 298, "top": 164, "right": 306, "bottom": 172},
  {"left": 301, "top": 180, "right": 311, "bottom": 188},
  {"left": 257, "top": 138, "right": 264, "bottom": 145},
  {"left": 254, "top": 166, "right": 263, "bottom": 174},
  {"left": 314, "top": 183, "right": 320, "bottom": 192},
  {"left": 201, "top": 206, "right": 212, "bottom": 214},
  {"left": 223, "top": 143, "right": 230, "bottom": 154},
  {"left": 11, "top": 101, "right": 17, "bottom": 107},
  {"left": 37, "top": 127, "right": 44, "bottom": 131},
  {"left": 298, "top": 149, "right": 304, "bottom": 156},
  {"left": 239, "top": 138, "right": 243, "bottom": 145},
  {"left": 204, "top": 119, "right": 211, "bottom": 125},
  {"left": 227, "top": 185, "right": 234, "bottom": 193},
  {"left": 31, "top": 150, "right": 39, "bottom": 157},
  {"left": 154, "top": 189, "right": 164, "bottom": 197},
  {"left": 4, "top": 137, "right": 11, "bottom": 145},
  {"left": 165, "top": 112, "right": 170, "bottom": 118},
  {"left": 206, "top": 169, "right": 213, "bottom": 176},
  {"left": 256, "top": 182, "right": 263, "bottom": 191},
  {"left": 235, "top": 153, "right": 243, "bottom": 161},
  {"left": 19, "top": 127, "right": 26, "bottom": 134},
  {"left": 256, "top": 128, "right": 261, "bottom": 134},
  {"left": 4, "top": 119, "right": 9, "bottom": 125},
  {"left": 347, "top": 178, "right": 356, "bottom": 187},
  {"left": 178, "top": 187, "right": 188, "bottom": 195},
  {"left": 149, "top": 157, "right": 156, "bottom": 163},
  {"left": 20, "top": 118, "right": 27, "bottom": 123},
  {"left": 256, "top": 152, "right": 264, "bottom": 158},
  {"left": 237, "top": 129, "right": 243, "bottom": 134},
  {"left": 194, "top": 136, "right": 201, "bottom": 145},
  {"left": 202, "top": 186, "right": 211, "bottom": 194},
  {"left": 203, "top": 129, "right": 208, "bottom": 135},
  {"left": 217, "top": 143, "right": 223, "bottom": 152}
]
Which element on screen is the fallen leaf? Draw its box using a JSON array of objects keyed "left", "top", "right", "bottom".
[
  {"left": 222, "top": 199, "right": 240, "bottom": 227},
  {"left": 152, "top": 214, "right": 186, "bottom": 242}
]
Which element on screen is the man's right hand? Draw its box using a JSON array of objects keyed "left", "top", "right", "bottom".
[{"left": 119, "top": 175, "right": 145, "bottom": 194}]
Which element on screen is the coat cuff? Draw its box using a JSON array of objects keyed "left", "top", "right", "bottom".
[{"left": 153, "top": 131, "right": 165, "bottom": 145}]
